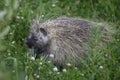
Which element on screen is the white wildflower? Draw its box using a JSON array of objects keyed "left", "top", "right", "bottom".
[
  {"left": 34, "top": 73, "right": 37, "bottom": 76},
  {"left": 11, "top": 41, "right": 15, "bottom": 44},
  {"left": 105, "top": 54, "right": 108, "bottom": 57},
  {"left": 39, "top": 62, "right": 42, "bottom": 65},
  {"left": 74, "top": 67, "right": 78, "bottom": 69},
  {"left": 36, "top": 75, "right": 40, "bottom": 78},
  {"left": 57, "top": 72, "right": 60, "bottom": 74},
  {"left": 66, "top": 63, "right": 71, "bottom": 66},
  {"left": 47, "top": 61, "right": 51, "bottom": 63},
  {"left": 81, "top": 73, "right": 84, "bottom": 76},
  {"left": 49, "top": 54, "right": 54, "bottom": 58},
  {"left": 41, "top": 15, "right": 44, "bottom": 17},
  {"left": 52, "top": 4, "right": 56, "bottom": 7},
  {"left": 30, "top": 56, "right": 35, "bottom": 60},
  {"left": 9, "top": 32, "right": 13, "bottom": 35},
  {"left": 117, "top": 39, "right": 119, "bottom": 41},
  {"left": 16, "top": 16, "right": 20, "bottom": 19},
  {"left": 21, "top": 16, "right": 24, "bottom": 19},
  {"left": 40, "top": 57, "right": 44, "bottom": 60},
  {"left": 8, "top": 53, "right": 11, "bottom": 56},
  {"left": 62, "top": 69, "right": 67, "bottom": 72},
  {"left": 53, "top": 66, "right": 58, "bottom": 72},
  {"left": 12, "top": 70, "right": 15, "bottom": 73},
  {"left": 99, "top": 65, "right": 103, "bottom": 69}
]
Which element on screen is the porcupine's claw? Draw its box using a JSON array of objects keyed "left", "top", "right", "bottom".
[
  {"left": 34, "top": 48, "right": 39, "bottom": 59},
  {"left": 34, "top": 47, "right": 44, "bottom": 59}
]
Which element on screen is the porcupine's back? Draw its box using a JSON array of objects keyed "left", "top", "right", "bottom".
[{"left": 37, "top": 17, "right": 110, "bottom": 67}]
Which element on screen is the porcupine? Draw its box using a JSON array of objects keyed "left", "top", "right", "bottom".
[{"left": 26, "top": 17, "right": 112, "bottom": 69}]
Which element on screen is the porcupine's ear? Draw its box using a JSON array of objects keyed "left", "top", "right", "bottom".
[{"left": 40, "top": 28, "right": 47, "bottom": 36}]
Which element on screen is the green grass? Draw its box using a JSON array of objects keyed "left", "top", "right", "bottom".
[{"left": 0, "top": 0, "right": 120, "bottom": 80}]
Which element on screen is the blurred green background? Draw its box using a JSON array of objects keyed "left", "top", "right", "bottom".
[{"left": 0, "top": 0, "right": 120, "bottom": 80}]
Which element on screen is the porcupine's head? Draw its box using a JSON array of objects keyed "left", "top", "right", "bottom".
[{"left": 26, "top": 23, "right": 49, "bottom": 58}]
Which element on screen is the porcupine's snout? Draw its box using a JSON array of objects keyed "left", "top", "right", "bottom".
[
  {"left": 26, "top": 36, "right": 40, "bottom": 59},
  {"left": 26, "top": 35, "right": 38, "bottom": 48}
]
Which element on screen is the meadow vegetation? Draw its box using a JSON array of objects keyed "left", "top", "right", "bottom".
[{"left": 0, "top": 0, "right": 120, "bottom": 80}]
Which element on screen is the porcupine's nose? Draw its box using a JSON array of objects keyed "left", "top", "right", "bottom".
[{"left": 26, "top": 36, "right": 37, "bottom": 48}]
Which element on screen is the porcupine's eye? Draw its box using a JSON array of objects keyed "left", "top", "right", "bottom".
[{"left": 40, "top": 28, "right": 47, "bottom": 36}]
